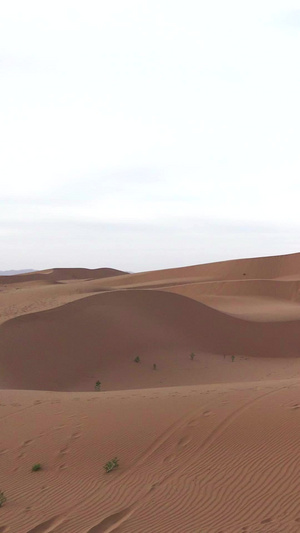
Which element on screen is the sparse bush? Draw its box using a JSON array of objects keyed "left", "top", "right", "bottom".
[
  {"left": 153, "top": 363, "right": 157, "bottom": 370},
  {"left": 134, "top": 356, "right": 140, "bottom": 363},
  {"left": 231, "top": 355, "right": 235, "bottom": 362},
  {"left": 190, "top": 352, "right": 195, "bottom": 361},
  {"left": 0, "top": 490, "right": 6, "bottom": 507},
  {"left": 32, "top": 463, "right": 42, "bottom": 472},
  {"left": 104, "top": 457, "right": 119, "bottom": 473},
  {"left": 95, "top": 380, "right": 101, "bottom": 391}
]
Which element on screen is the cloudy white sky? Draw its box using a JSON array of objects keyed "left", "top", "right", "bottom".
[{"left": 1, "top": 1, "right": 300, "bottom": 272}]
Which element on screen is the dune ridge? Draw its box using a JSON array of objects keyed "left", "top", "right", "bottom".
[{"left": 84, "top": 251, "right": 300, "bottom": 290}]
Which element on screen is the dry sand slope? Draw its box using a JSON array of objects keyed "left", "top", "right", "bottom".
[
  {"left": 2, "top": 383, "right": 300, "bottom": 532},
  {"left": 2, "top": 253, "right": 300, "bottom": 531}
]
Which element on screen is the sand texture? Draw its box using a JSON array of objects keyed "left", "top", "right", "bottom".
[{"left": 2, "top": 254, "right": 300, "bottom": 531}]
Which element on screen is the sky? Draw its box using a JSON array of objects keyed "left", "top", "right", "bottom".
[{"left": 1, "top": 0, "right": 300, "bottom": 272}]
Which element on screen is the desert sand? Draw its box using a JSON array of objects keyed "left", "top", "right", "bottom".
[{"left": 2, "top": 253, "right": 300, "bottom": 531}]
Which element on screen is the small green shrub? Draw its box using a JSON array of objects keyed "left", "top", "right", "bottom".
[
  {"left": 190, "top": 352, "right": 195, "bottom": 360},
  {"left": 104, "top": 457, "right": 119, "bottom": 473},
  {"left": 134, "top": 356, "right": 140, "bottom": 363},
  {"left": 153, "top": 363, "right": 157, "bottom": 370},
  {"left": 95, "top": 380, "right": 101, "bottom": 391},
  {"left": 32, "top": 463, "right": 42, "bottom": 472},
  {"left": 0, "top": 490, "right": 6, "bottom": 507},
  {"left": 231, "top": 355, "right": 235, "bottom": 362}
]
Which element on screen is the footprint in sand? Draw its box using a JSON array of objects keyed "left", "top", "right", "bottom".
[
  {"left": 261, "top": 518, "right": 272, "bottom": 524},
  {"left": 21, "top": 439, "right": 33, "bottom": 448},
  {"left": 86, "top": 506, "right": 133, "bottom": 533},
  {"left": 188, "top": 418, "right": 199, "bottom": 427},
  {"left": 163, "top": 453, "right": 176, "bottom": 463},
  {"left": 26, "top": 516, "right": 63, "bottom": 533},
  {"left": 59, "top": 446, "right": 69, "bottom": 456},
  {"left": 71, "top": 432, "right": 81, "bottom": 439},
  {"left": 177, "top": 435, "right": 191, "bottom": 448}
]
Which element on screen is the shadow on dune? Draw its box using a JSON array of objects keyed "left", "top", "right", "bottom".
[{"left": 1, "top": 289, "right": 300, "bottom": 391}]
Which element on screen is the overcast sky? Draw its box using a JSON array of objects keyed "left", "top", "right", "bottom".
[{"left": 1, "top": 1, "right": 300, "bottom": 272}]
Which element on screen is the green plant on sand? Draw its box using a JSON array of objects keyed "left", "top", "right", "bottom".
[
  {"left": 134, "top": 356, "right": 140, "bottom": 363},
  {"left": 190, "top": 352, "right": 195, "bottom": 360},
  {"left": 0, "top": 490, "right": 6, "bottom": 507},
  {"left": 104, "top": 457, "right": 119, "bottom": 473},
  {"left": 32, "top": 463, "right": 42, "bottom": 472},
  {"left": 95, "top": 380, "right": 101, "bottom": 391}
]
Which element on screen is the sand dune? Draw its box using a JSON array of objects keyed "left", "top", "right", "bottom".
[
  {"left": 82, "top": 251, "right": 300, "bottom": 291},
  {"left": 164, "top": 278, "right": 300, "bottom": 321},
  {"left": 2, "top": 288, "right": 300, "bottom": 391},
  {"left": 0, "top": 267, "right": 126, "bottom": 285},
  {"left": 2, "top": 252, "right": 300, "bottom": 531},
  {"left": 0, "top": 268, "right": 127, "bottom": 326}
]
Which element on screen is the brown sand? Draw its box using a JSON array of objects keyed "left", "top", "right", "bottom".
[{"left": 1, "top": 254, "right": 300, "bottom": 531}]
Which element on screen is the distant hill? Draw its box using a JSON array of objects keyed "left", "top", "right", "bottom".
[
  {"left": 0, "top": 269, "right": 34, "bottom": 276},
  {"left": 0, "top": 267, "right": 127, "bottom": 284}
]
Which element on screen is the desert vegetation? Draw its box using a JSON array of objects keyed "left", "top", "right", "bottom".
[
  {"left": 104, "top": 457, "right": 119, "bottom": 473},
  {"left": 0, "top": 491, "right": 6, "bottom": 507},
  {"left": 95, "top": 380, "right": 101, "bottom": 391},
  {"left": 32, "top": 463, "right": 42, "bottom": 472}
]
